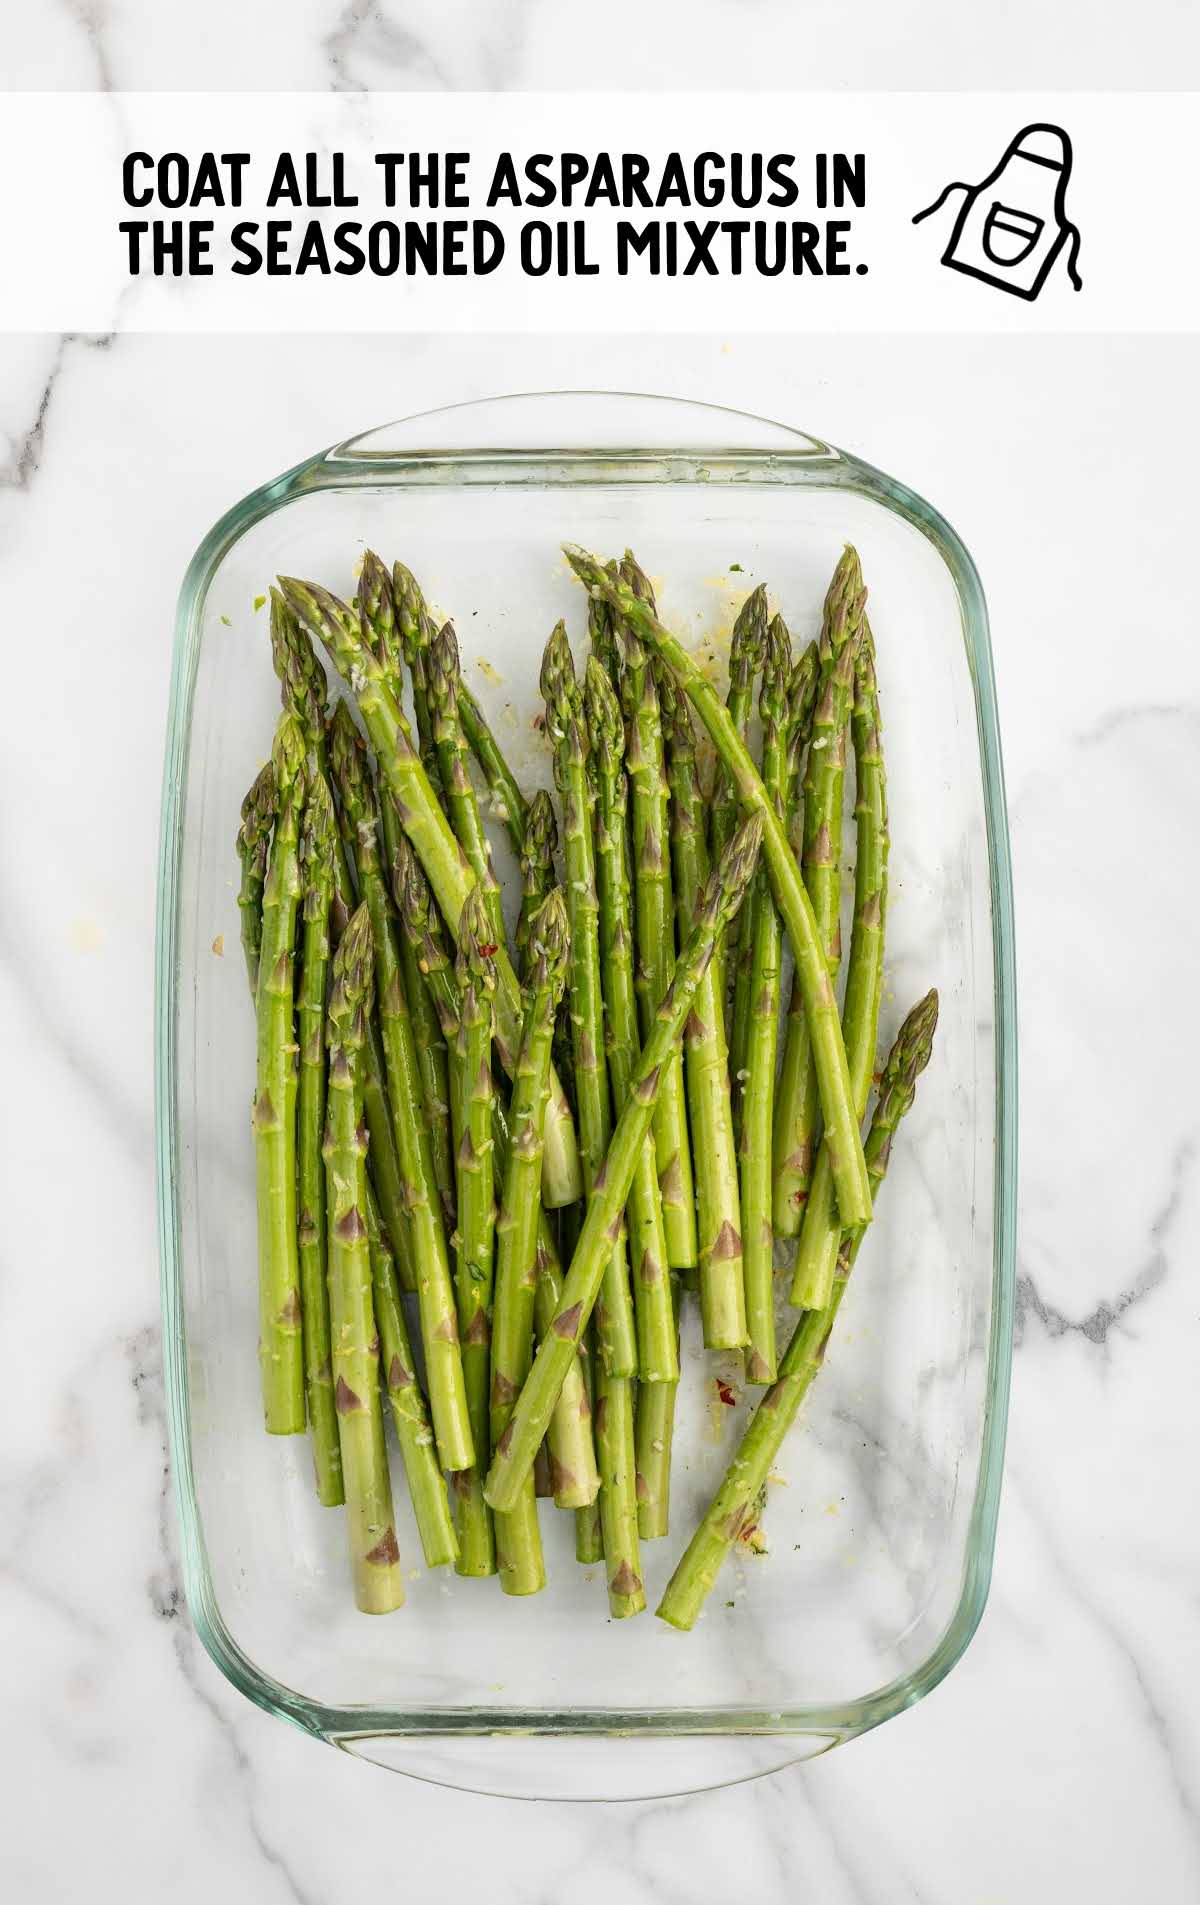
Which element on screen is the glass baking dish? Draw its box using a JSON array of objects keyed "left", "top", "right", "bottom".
[{"left": 156, "top": 391, "right": 1016, "bottom": 1801}]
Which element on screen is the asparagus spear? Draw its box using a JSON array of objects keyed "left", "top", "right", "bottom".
[
  {"left": 614, "top": 554, "right": 698, "bottom": 1272},
  {"left": 542, "top": 624, "right": 637, "bottom": 1380},
  {"left": 449, "top": 889, "right": 499, "bottom": 1578},
  {"left": 323, "top": 904, "right": 405, "bottom": 1614},
  {"left": 329, "top": 702, "right": 473, "bottom": 1473},
  {"left": 254, "top": 712, "right": 306, "bottom": 1435},
  {"left": 457, "top": 676, "right": 530, "bottom": 857},
  {"left": 533, "top": 1442, "right": 554, "bottom": 1498},
  {"left": 236, "top": 761, "right": 275, "bottom": 997},
  {"left": 296, "top": 772, "right": 344, "bottom": 1502},
  {"left": 516, "top": 791, "right": 577, "bottom": 1178},
  {"left": 594, "top": 1363, "right": 645, "bottom": 1616},
  {"left": 391, "top": 841, "right": 595, "bottom": 1519},
  {"left": 657, "top": 990, "right": 938, "bottom": 1630},
  {"left": 635, "top": 1274, "right": 681, "bottom": 1539},
  {"left": 516, "top": 789, "right": 557, "bottom": 979},
  {"left": 271, "top": 582, "right": 416, "bottom": 1288},
  {"left": 532, "top": 1227, "right": 602, "bottom": 1510},
  {"left": 784, "top": 640, "right": 822, "bottom": 817},
  {"left": 710, "top": 585, "right": 768, "bottom": 897},
  {"left": 392, "top": 835, "right": 463, "bottom": 1125},
  {"left": 428, "top": 619, "right": 507, "bottom": 952},
  {"left": 563, "top": 548, "right": 871, "bottom": 1232},
  {"left": 391, "top": 560, "right": 443, "bottom": 792},
  {"left": 366, "top": 1182, "right": 459, "bottom": 1569},
  {"left": 719, "top": 586, "right": 769, "bottom": 1100},
  {"left": 357, "top": 549, "right": 401, "bottom": 692},
  {"left": 277, "top": 576, "right": 583, "bottom": 1210},
  {"left": 584, "top": 656, "right": 676, "bottom": 1382},
  {"left": 359, "top": 555, "right": 456, "bottom": 1230},
  {"left": 396, "top": 842, "right": 599, "bottom": 1516},
  {"left": 490, "top": 891, "right": 570, "bottom": 1593},
  {"left": 659, "top": 667, "right": 747, "bottom": 1352},
  {"left": 792, "top": 632, "right": 889, "bottom": 1309},
  {"left": 269, "top": 589, "right": 349, "bottom": 927},
  {"left": 574, "top": 1338, "right": 606, "bottom": 1565},
  {"left": 587, "top": 557, "right": 622, "bottom": 680},
  {"left": 484, "top": 814, "right": 764, "bottom": 1515},
  {"left": 773, "top": 551, "right": 866, "bottom": 1237},
  {"left": 740, "top": 614, "right": 792, "bottom": 1383},
  {"left": 387, "top": 803, "right": 455, "bottom": 1233}
]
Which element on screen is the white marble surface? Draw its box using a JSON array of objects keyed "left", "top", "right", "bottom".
[
  {"left": 3, "top": 0, "right": 1200, "bottom": 90},
  {"left": 4, "top": 4, "right": 1200, "bottom": 1894},
  {"left": 3, "top": 322, "right": 1198, "bottom": 1899}
]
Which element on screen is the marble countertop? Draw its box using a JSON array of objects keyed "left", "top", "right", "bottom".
[
  {"left": 3, "top": 0, "right": 1196, "bottom": 90},
  {"left": 4, "top": 10, "right": 1200, "bottom": 1898},
  {"left": 5, "top": 322, "right": 1198, "bottom": 1902}
]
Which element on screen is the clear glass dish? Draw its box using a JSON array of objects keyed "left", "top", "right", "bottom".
[{"left": 156, "top": 391, "right": 1016, "bottom": 1801}]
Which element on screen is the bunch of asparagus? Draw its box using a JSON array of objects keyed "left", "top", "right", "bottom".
[{"left": 237, "top": 540, "right": 937, "bottom": 1625}]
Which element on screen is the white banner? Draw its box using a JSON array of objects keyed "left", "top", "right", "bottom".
[{"left": 2, "top": 92, "right": 1196, "bottom": 331}]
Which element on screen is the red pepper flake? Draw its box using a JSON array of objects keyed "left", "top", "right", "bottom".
[
  {"left": 479, "top": 943, "right": 499, "bottom": 958},
  {"left": 715, "top": 1378, "right": 737, "bottom": 1408}
]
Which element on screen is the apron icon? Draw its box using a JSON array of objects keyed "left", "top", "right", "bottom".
[{"left": 913, "top": 124, "right": 1082, "bottom": 301}]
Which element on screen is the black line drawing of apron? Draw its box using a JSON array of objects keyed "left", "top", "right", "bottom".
[{"left": 913, "top": 124, "right": 1082, "bottom": 302}]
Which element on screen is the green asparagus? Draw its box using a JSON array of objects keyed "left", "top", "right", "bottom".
[
  {"left": 774, "top": 550, "right": 866, "bottom": 1237},
  {"left": 457, "top": 676, "right": 530, "bottom": 857},
  {"left": 657, "top": 989, "right": 938, "bottom": 1630},
  {"left": 615, "top": 554, "right": 698, "bottom": 1272},
  {"left": 391, "top": 560, "right": 443, "bottom": 792},
  {"left": 490, "top": 890, "right": 570, "bottom": 1593},
  {"left": 450, "top": 888, "right": 498, "bottom": 1578},
  {"left": 542, "top": 624, "right": 637, "bottom": 1380},
  {"left": 323, "top": 904, "right": 405, "bottom": 1614},
  {"left": 574, "top": 1337, "right": 606, "bottom": 1565},
  {"left": 584, "top": 655, "right": 676, "bottom": 1382},
  {"left": 428, "top": 619, "right": 507, "bottom": 952},
  {"left": 710, "top": 584, "right": 768, "bottom": 903},
  {"left": 400, "top": 844, "right": 599, "bottom": 1517},
  {"left": 594, "top": 1363, "right": 645, "bottom": 1616},
  {"left": 366, "top": 1182, "right": 459, "bottom": 1570},
  {"left": 532, "top": 1227, "right": 602, "bottom": 1510},
  {"left": 516, "top": 788, "right": 557, "bottom": 979},
  {"left": 659, "top": 666, "right": 747, "bottom": 1351},
  {"left": 357, "top": 549, "right": 400, "bottom": 694},
  {"left": 564, "top": 548, "right": 872, "bottom": 1233},
  {"left": 242, "top": 540, "right": 939, "bottom": 1631},
  {"left": 484, "top": 814, "right": 764, "bottom": 1515},
  {"left": 271, "top": 579, "right": 416, "bottom": 1288},
  {"left": 329, "top": 701, "right": 473, "bottom": 1473},
  {"left": 587, "top": 557, "right": 622, "bottom": 681},
  {"left": 739, "top": 615, "right": 792, "bottom": 1383},
  {"left": 296, "top": 771, "right": 344, "bottom": 1501},
  {"left": 254, "top": 712, "right": 306, "bottom": 1435},
  {"left": 359, "top": 554, "right": 456, "bottom": 1230},
  {"left": 635, "top": 1274, "right": 681, "bottom": 1539},
  {"left": 236, "top": 761, "right": 275, "bottom": 997},
  {"left": 792, "top": 630, "right": 888, "bottom": 1309},
  {"left": 722, "top": 586, "right": 770, "bottom": 1099},
  {"left": 278, "top": 575, "right": 583, "bottom": 1209}
]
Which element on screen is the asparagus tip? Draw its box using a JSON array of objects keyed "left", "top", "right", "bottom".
[
  {"left": 539, "top": 618, "right": 575, "bottom": 708},
  {"left": 271, "top": 708, "right": 307, "bottom": 794},
  {"left": 457, "top": 883, "right": 499, "bottom": 987},
  {"left": 329, "top": 900, "right": 375, "bottom": 1037},
  {"left": 526, "top": 885, "right": 570, "bottom": 1000},
  {"left": 582, "top": 650, "right": 623, "bottom": 753}
]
